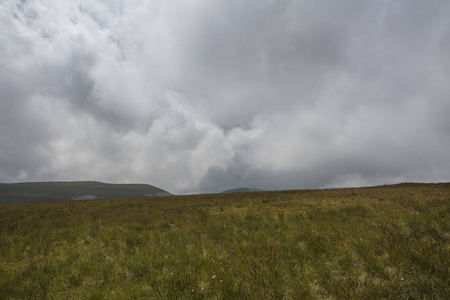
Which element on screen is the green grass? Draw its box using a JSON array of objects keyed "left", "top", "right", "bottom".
[{"left": 0, "top": 183, "right": 449, "bottom": 299}]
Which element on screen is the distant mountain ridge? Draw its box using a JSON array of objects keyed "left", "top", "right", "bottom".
[
  {"left": 221, "top": 187, "right": 263, "bottom": 193},
  {"left": 0, "top": 181, "right": 172, "bottom": 204}
]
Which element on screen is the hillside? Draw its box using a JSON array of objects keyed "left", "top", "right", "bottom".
[
  {"left": 0, "top": 181, "right": 171, "bottom": 204},
  {"left": 0, "top": 182, "right": 448, "bottom": 298},
  {"left": 221, "top": 187, "right": 263, "bottom": 193}
]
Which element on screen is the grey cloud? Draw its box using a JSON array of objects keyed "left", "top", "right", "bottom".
[{"left": 1, "top": 0, "right": 450, "bottom": 193}]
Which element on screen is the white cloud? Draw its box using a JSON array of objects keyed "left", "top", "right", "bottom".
[{"left": 1, "top": 0, "right": 450, "bottom": 193}]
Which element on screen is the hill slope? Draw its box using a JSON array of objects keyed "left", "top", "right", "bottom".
[
  {"left": 0, "top": 181, "right": 171, "bottom": 204},
  {"left": 0, "top": 182, "right": 448, "bottom": 298},
  {"left": 221, "top": 187, "right": 263, "bottom": 193}
]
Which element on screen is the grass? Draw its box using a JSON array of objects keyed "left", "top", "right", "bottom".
[{"left": 0, "top": 183, "right": 449, "bottom": 299}]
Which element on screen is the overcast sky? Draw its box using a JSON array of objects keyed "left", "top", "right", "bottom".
[{"left": 1, "top": 0, "right": 449, "bottom": 194}]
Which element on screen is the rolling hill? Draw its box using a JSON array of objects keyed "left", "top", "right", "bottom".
[
  {"left": 221, "top": 187, "right": 263, "bottom": 193},
  {"left": 0, "top": 181, "right": 171, "bottom": 204}
]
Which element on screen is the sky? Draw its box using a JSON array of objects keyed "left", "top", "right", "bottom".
[{"left": 1, "top": 0, "right": 450, "bottom": 194}]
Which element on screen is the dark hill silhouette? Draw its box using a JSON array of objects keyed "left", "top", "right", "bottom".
[
  {"left": 0, "top": 181, "right": 171, "bottom": 204},
  {"left": 221, "top": 187, "right": 263, "bottom": 193}
]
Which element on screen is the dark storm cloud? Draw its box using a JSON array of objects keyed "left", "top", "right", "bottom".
[{"left": 1, "top": 0, "right": 450, "bottom": 193}]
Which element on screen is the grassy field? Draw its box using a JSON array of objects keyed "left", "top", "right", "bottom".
[{"left": 0, "top": 183, "right": 449, "bottom": 299}]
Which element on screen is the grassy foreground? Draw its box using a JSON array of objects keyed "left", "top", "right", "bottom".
[{"left": 0, "top": 183, "right": 449, "bottom": 299}]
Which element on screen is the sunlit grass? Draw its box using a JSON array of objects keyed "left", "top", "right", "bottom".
[{"left": 0, "top": 183, "right": 449, "bottom": 299}]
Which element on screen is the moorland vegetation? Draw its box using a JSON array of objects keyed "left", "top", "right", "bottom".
[{"left": 0, "top": 183, "right": 449, "bottom": 299}]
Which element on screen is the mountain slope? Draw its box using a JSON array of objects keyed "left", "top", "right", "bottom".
[
  {"left": 221, "top": 187, "right": 263, "bottom": 193},
  {"left": 0, "top": 181, "right": 172, "bottom": 204}
]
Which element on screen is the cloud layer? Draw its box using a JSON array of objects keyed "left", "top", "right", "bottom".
[{"left": 1, "top": 0, "right": 450, "bottom": 193}]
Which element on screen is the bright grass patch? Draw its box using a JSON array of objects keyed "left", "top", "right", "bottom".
[{"left": 0, "top": 183, "right": 449, "bottom": 299}]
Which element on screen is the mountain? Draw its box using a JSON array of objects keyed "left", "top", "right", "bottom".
[
  {"left": 221, "top": 187, "right": 263, "bottom": 193},
  {"left": 0, "top": 181, "right": 172, "bottom": 204}
]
